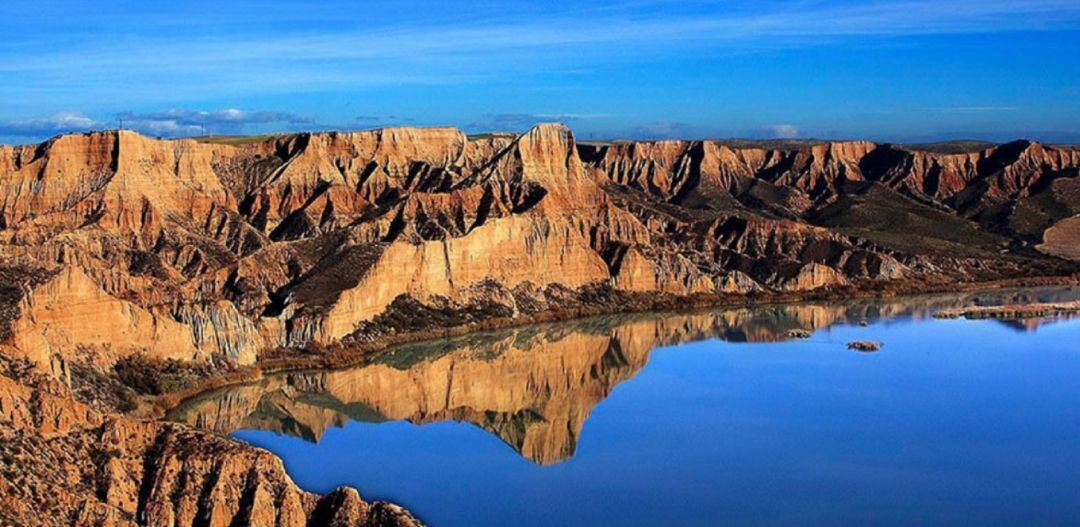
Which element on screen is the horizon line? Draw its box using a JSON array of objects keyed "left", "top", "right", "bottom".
[{"left": 4, "top": 125, "right": 1074, "bottom": 151}]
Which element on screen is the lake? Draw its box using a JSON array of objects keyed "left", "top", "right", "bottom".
[{"left": 169, "top": 288, "right": 1080, "bottom": 526}]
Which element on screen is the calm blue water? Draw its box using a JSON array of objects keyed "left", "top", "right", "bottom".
[{"left": 177, "top": 292, "right": 1080, "bottom": 526}]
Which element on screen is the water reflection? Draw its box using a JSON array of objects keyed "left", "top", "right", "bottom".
[{"left": 169, "top": 287, "right": 1078, "bottom": 465}]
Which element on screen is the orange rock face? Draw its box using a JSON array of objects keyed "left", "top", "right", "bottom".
[
  {"left": 0, "top": 354, "right": 422, "bottom": 527},
  {"left": 1, "top": 125, "right": 1078, "bottom": 373}
]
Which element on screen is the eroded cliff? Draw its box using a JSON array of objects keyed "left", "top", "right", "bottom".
[
  {"left": 0, "top": 353, "right": 422, "bottom": 527},
  {"left": 3, "top": 125, "right": 1077, "bottom": 376}
]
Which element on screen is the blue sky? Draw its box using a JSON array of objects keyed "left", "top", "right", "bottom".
[{"left": 2, "top": 0, "right": 1079, "bottom": 144}]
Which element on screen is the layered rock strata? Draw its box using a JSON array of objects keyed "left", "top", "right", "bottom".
[
  {"left": 0, "top": 354, "right": 422, "bottom": 527},
  {"left": 3, "top": 125, "right": 1077, "bottom": 374}
]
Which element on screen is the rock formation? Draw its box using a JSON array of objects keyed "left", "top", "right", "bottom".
[
  {"left": 2, "top": 126, "right": 1077, "bottom": 375},
  {"left": 0, "top": 353, "right": 422, "bottom": 527},
  {"left": 2, "top": 123, "right": 1079, "bottom": 525}
]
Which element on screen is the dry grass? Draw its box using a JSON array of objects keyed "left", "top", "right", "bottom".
[{"left": 193, "top": 134, "right": 280, "bottom": 145}]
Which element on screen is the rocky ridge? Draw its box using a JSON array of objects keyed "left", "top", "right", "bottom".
[
  {"left": 2, "top": 125, "right": 1078, "bottom": 376},
  {"left": 1, "top": 119, "right": 1078, "bottom": 527},
  {"left": 0, "top": 352, "right": 422, "bottom": 527}
]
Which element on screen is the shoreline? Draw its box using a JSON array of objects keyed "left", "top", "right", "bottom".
[
  {"left": 933, "top": 300, "right": 1080, "bottom": 320},
  {"left": 141, "top": 273, "right": 1080, "bottom": 421}
]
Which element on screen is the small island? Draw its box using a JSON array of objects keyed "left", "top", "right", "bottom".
[
  {"left": 848, "top": 341, "right": 882, "bottom": 352},
  {"left": 933, "top": 301, "right": 1080, "bottom": 321}
]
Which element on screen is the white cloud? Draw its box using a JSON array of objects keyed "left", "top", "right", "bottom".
[
  {"left": 0, "top": 112, "right": 102, "bottom": 137},
  {"left": 113, "top": 109, "right": 316, "bottom": 136},
  {"left": 628, "top": 121, "right": 694, "bottom": 140},
  {"left": 0, "top": 108, "right": 320, "bottom": 141},
  {"left": 769, "top": 124, "right": 799, "bottom": 139}
]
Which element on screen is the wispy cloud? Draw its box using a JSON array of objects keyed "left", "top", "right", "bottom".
[
  {"left": 350, "top": 114, "right": 417, "bottom": 126},
  {"left": 768, "top": 124, "right": 800, "bottom": 139},
  {"left": 939, "top": 106, "right": 1020, "bottom": 113},
  {"left": 0, "top": 109, "right": 319, "bottom": 140},
  {"left": 1, "top": 1, "right": 1077, "bottom": 142},
  {"left": 464, "top": 113, "right": 609, "bottom": 132},
  {"left": 627, "top": 121, "right": 695, "bottom": 140},
  {"left": 2, "top": 0, "right": 1078, "bottom": 100},
  {"left": 113, "top": 109, "right": 316, "bottom": 136},
  {"left": 0, "top": 112, "right": 99, "bottom": 137}
]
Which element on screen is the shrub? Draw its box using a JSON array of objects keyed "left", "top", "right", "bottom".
[{"left": 113, "top": 355, "right": 216, "bottom": 396}]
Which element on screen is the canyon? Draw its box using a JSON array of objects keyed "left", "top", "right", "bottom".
[
  {"left": 2, "top": 125, "right": 1078, "bottom": 374},
  {"left": 2, "top": 124, "right": 1080, "bottom": 526}
]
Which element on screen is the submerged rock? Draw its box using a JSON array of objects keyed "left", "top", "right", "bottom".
[{"left": 847, "top": 340, "right": 882, "bottom": 352}]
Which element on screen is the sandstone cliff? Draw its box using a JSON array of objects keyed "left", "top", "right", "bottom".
[
  {"left": 1, "top": 125, "right": 1078, "bottom": 375},
  {"left": 0, "top": 354, "right": 422, "bottom": 527}
]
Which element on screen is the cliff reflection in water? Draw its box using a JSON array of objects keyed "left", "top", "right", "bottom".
[{"left": 169, "top": 287, "right": 1078, "bottom": 465}]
